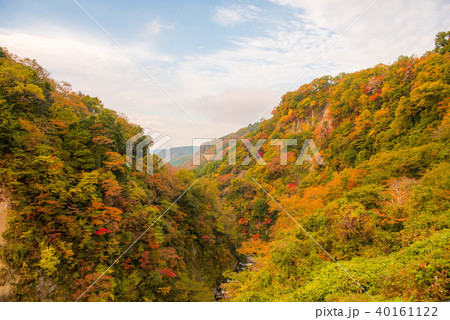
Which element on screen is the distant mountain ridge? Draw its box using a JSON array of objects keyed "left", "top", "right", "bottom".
[{"left": 153, "top": 145, "right": 200, "bottom": 167}]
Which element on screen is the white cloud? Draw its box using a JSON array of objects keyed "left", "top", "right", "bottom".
[
  {"left": 191, "top": 87, "right": 280, "bottom": 124},
  {"left": 268, "top": 0, "right": 450, "bottom": 37},
  {"left": 145, "top": 18, "right": 173, "bottom": 35},
  {"left": 175, "top": 0, "right": 450, "bottom": 122},
  {"left": 126, "top": 113, "right": 246, "bottom": 147},
  {"left": 0, "top": 26, "right": 186, "bottom": 133},
  {"left": 212, "top": 4, "right": 261, "bottom": 27},
  {"left": 1, "top": 0, "right": 448, "bottom": 146}
]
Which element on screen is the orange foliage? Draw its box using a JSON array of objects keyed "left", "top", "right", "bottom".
[
  {"left": 88, "top": 201, "right": 122, "bottom": 225},
  {"left": 103, "top": 152, "right": 126, "bottom": 172}
]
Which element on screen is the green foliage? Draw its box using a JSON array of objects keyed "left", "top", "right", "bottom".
[
  {"left": 253, "top": 197, "right": 269, "bottom": 220},
  {"left": 345, "top": 184, "right": 384, "bottom": 209},
  {"left": 434, "top": 31, "right": 450, "bottom": 54}
]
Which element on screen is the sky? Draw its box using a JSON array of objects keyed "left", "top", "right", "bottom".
[{"left": 0, "top": 0, "right": 449, "bottom": 146}]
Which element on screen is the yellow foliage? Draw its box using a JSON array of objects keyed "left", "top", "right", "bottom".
[{"left": 38, "top": 245, "right": 60, "bottom": 276}]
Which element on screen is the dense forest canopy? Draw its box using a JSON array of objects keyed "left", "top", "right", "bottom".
[
  {"left": 195, "top": 32, "right": 450, "bottom": 302},
  {"left": 0, "top": 31, "right": 449, "bottom": 301},
  {"left": 0, "top": 47, "right": 237, "bottom": 301}
]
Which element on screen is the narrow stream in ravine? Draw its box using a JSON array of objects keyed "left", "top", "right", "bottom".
[{"left": 214, "top": 257, "right": 255, "bottom": 301}]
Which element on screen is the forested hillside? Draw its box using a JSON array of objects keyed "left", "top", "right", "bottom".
[
  {"left": 196, "top": 32, "right": 450, "bottom": 301},
  {"left": 0, "top": 32, "right": 449, "bottom": 302},
  {"left": 0, "top": 48, "right": 236, "bottom": 301}
]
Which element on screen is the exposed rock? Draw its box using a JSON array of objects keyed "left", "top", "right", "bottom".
[
  {"left": 0, "top": 189, "right": 15, "bottom": 301},
  {"left": 0, "top": 188, "right": 8, "bottom": 246},
  {"left": 0, "top": 260, "right": 17, "bottom": 301}
]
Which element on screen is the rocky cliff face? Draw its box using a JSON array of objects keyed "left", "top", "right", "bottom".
[
  {"left": 0, "top": 189, "right": 15, "bottom": 301},
  {"left": 0, "top": 189, "right": 7, "bottom": 246},
  {"left": 0, "top": 260, "right": 16, "bottom": 301}
]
